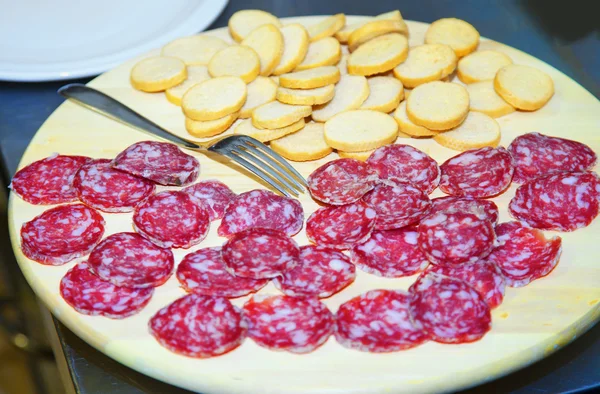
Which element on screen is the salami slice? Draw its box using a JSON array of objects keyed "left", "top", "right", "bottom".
[
  {"left": 307, "top": 158, "right": 379, "bottom": 205},
  {"left": 183, "top": 180, "right": 236, "bottom": 221},
  {"left": 243, "top": 294, "right": 334, "bottom": 353},
  {"left": 418, "top": 210, "right": 495, "bottom": 266},
  {"left": 273, "top": 245, "right": 356, "bottom": 298},
  {"left": 306, "top": 201, "right": 377, "bottom": 250},
  {"left": 350, "top": 228, "right": 429, "bottom": 277},
  {"left": 112, "top": 141, "right": 200, "bottom": 186},
  {"left": 362, "top": 180, "right": 431, "bottom": 230},
  {"left": 11, "top": 154, "right": 91, "bottom": 205},
  {"left": 430, "top": 196, "right": 499, "bottom": 225},
  {"left": 439, "top": 147, "right": 514, "bottom": 198},
  {"left": 218, "top": 189, "right": 303, "bottom": 237},
  {"left": 335, "top": 289, "right": 429, "bottom": 352},
  {"left": 422, "top": 261, "right": 505, "bottom": 309},
  {"left": 508, "top": 132, "right": 597, "bottom": 184},
  {"left": 60, "top": 262, "right": 153, "bottom": 319},
  {"left": 21, "top": 204, "right": 105, "bottom": 265},
  {"left": 509, "top": 171, "right": 600, "bottom": 232},
  {"left": 409, "top": 273, "right": 491, "bottom": 344},
  {"left": 73, "top": 159, "right": 155, "bottom": 213},
  {"left": 149, "top": 294, "right": 247, "bottom": 358},
  {"left": 487, "top": 221, "right": 562, "bottom": 287},
  {"left": 222, "top": 228, "right": 300, "bottom": 279},
  {"left": 133, "top": 191, "right": 210, "bottom": 248},
  {"left": 366, "top": 144, "right": 440, "bottom": 194},
  {"left": 88, "top": 232, "right": 174, "bottom": 288},
  {"left": 176, "top": 247, "right": 268, "bottom": 297}
]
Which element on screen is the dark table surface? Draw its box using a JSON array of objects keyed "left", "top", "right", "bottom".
[{"left": 1, "top": 0, "right": 599, "bottom": 393}]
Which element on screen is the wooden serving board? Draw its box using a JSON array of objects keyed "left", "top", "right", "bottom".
[{"left": 7, "top": 16, "right": 600, "bottom": 394}]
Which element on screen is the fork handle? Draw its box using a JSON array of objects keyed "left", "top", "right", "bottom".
[{"left": 57, "top": 83, "right": 200, "bottom": 149}]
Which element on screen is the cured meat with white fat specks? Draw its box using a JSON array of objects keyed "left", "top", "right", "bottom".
[
  {"left": 183, "top": 180, "right": 236, "bottom": 221},
  {"left": 409, "top": 273, "right": 491, "bottom": 344},
  {"left": 60, "top": 262, "right": 153, "bottom": 319},
  {"left": 177, "top": 247, "right": 268, "bottom": 297},
  {"left": 11, "top": 154, "right": 91, "bottom": 205},
  {"left": 21, "top": 204, "right": 105, "bottom": 265},
  {"left": 335, "top": 289, "right": 429, "bottom": 352},
  {"left": 112, "top": 141, "right": 200, "bottom": 186},
  {"left": 430, "top": 196, "right": 499, "bottom": 225},
  {"left": 243, "top": 295, "right": 334, "bottom": 353},
  {"left": 218, "top": 189, "right": 303, "bottom": 237},
  {"left": 149, "top": 294, "right": 246, "bottom": 358}
]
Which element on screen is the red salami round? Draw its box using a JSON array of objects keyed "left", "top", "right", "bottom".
[
  {"left": 508, "top": 132, "right": 597, "bottom": 184},
  {"left": 430, "top": 196, "right": 499, "bottom": 225},
  {"left": 366, "top": 144, "right": 440, "bottom": 194},
  {"left": 307, "top": 158, "right": 378, "bottom": 205},
  {"left": 222, "top": 228, "right": 299, "bottom": 279},
  {"left": 88, "top": 232, "right": 174, "bottom": 288},
  {"left": 74, "top": 159, "right": 155, "bottom": 213},
  {"left": 335, "top": 289, "right": 429, "bottom": 352},
  {"left": 243, "top": 294, "right": 334, "bottom": 353},
  {"left": 487, "top": 221, "right": 562, "bottom": 287},
  {"left": 60, "top": 262, "right": 153, "bottom": 319},
  {"left": 133, "top": 191, "right": 210, "bottom": 248},
  {"left": 21, "top": 204, "right": 105, "bottom": 265},
  {"left": 111, "top": 141, "right": 200, "bottom": 186},
  {"left": 439, "top": 147, "right": 514, "bottom": 198},
  {"left": 422, "top": 261, "right": 505, "bottom": 309},
  {"left": 306, "top": 201, "right": 377, "bottom": 250},
  {"left": 183, "top": 180, "right": 236, "bottom": 221},
  {"left": 350, "top": 228, "right": 429, "bottom": 277},
  {"left": 418, "top": 210, "right": 495, "bottom": 266},
  {"left": 409, "top": 273, "right": 491, "bottom": 343},
  {"left": 509, "top": 171, "right": 600, "bottom": 231},
  {"left": 273, "top": 245, "right": 356, "bottom": 298},
  {"left": 218, "top": 189, "right": 303, "bottom": 237},
  {"left": 149, "top": 294, "right": 246, "bottom": 358},
  {"left": 177, "top": 247, "right": 268, "bottom": 297},
  {"left": 11, "top": 154, "right": 91, "bottom": 205},
  {"left": 362, "top": 180, "right": 431, "bottom": 230}
]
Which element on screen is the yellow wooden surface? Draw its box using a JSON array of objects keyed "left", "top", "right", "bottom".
[{"left": 7, "top": 16, "right": 600, "bottom": 394}]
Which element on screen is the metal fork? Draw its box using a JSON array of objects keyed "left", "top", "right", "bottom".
[{"left": 57, "top": 84, "right": 307, "bottom": 197}]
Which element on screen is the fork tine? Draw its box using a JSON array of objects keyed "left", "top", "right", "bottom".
[
  {"left": 238, "top": 136, "right": 309, "bottom": 187},
  {"left": 231, "top": 147, "right": 299, "bottom": 197},
  {"left": 219, "top": 150, "right": 293, "bottom": 198},
  {"left": 239, "top": 143, "right": 305, "bottom": 193}
]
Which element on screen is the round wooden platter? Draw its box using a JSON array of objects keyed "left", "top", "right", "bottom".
[{"left": 7, "top": 15, "right": 600, "bottom": 394}]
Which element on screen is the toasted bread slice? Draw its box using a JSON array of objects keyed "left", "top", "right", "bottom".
[
  {"left": 433, "top": 111, "right": 501, "bottom": 151},
  {"left": 295, "top": 37, "right": 342, "bottom": 71},
  {"left": 165, "top": 65, "right": 211, "bottom": 106},
  {"left": 161, "top": 35, "right": 228, "bottom": 66},
  {"left": 242, "top": 24, "right": 284, "bottom": 76},
  {"left": 338, "top": 149, "right": 376, "bottom": 161},
  {"left": 335, "top": 10, "right": 406, "bottom": 43},
  {"left": 457, "top": 50, "right": 512, "bottom": 84},
  {"left": 347, "top": 33, "right": 408, "bottom": 76},
  {"left": 279, "top": 66, "right": 340, "bottom": 89},
  {"left": 235, "top": 118, "right": 305, "bottom": 142},
  {"left": 406, "top": 81, "right": 469, "bottom": 130},
  {"left": 312, "top": 75, "right": 370, "bottom": 122},
  {"left": 308, "top": 13, "right": 346, "bottom": 42},
  {"left": 361, "top": 76, "right": 404, "bottom": 113},
  {"left": 467, "top": 80, "right": 515, "bottom": 118},
  {"left": 185, "top": 112, "right": 239, "bottom": 138},
  {"left": 324, "top": 109, "right": 398, "bottom": 151},
  {"left": 182, "top": 76, "right": 247, "bottom": 121},
  {"left": 272, "top": 24, "right": 310, "bottom": 76},
  {"left": 130, "top": 56, "right": 187, "bottom": 92},
  {"left": 240, "top": 77, "right": 278, "bottom": 118},
  {"left": 338, "top": 54, "right": 349, "bottom": 75},
  {"left": 277, "top": 85, "right": 335, "bottom": 105},
  {"left": 228, "top": 9, "right": 282, "bottom": 42},
  {"left": 393, "top": 101, "right": 438, "bottom": 137},
  {"left": 348, "top": 20, "right": 408, "bottom": 52},
  {"left": 425, "top": 18, "right": 479, "bottom": 57},
  {"left": 494, "top": 64, "right": 554, "bottom": 111},
  {"left": 208, "top": 45, "right": 260, "bottom": 83},
  {"left": 270, "top": 122, "right": 332, "bottom": 161},
  {"left": 252, "top": 101, "right": 312, "bottom": 129},
  {"left": 393, "top": 44, "right": 457, "bottom": 88}
]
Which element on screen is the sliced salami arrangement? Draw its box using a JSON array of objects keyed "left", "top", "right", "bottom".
[
  {"left": 430, "top": 196, "right": 499, "bottom": 225},
  {"left": 183, "top": 180, "right": 237, "bottom": 221}
]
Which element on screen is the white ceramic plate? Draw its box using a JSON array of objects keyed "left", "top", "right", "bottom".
[{"left": 0, "top": 0, "right": 228, "bottom": 82}]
